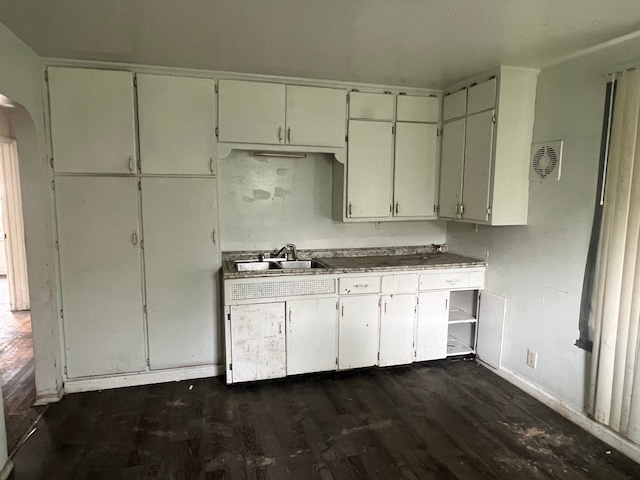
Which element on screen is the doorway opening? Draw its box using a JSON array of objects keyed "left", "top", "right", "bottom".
[{"left": 0, "top": 104, "right": 38, "bottom": 456}]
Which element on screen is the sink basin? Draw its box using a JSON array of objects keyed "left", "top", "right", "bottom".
[
  {"left": 278, "top": 260, "right": 327, "bottom": 269},
  {"left": 234, "top": 259, "right": 327, "bottom": 272}
]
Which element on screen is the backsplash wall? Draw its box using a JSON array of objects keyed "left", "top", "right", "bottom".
[{"left": 218, "top": 150, "right": 446, "bottom": 251}]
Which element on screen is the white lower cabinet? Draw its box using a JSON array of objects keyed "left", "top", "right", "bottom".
[
  {"left": 56, "top": 176, "right": 146, "bottom": 378},
  {"left": 338, "top": 295, "right": 380, "bottom": 369},
  {"left": 141, "top": 178, "right": 219, "bottom": 370},
  {"left": 286, "top": 298, "right": 337, "bottom": 375},
  {"left": 379, "top": 294, "right": 417, "bottom": 366},
  {"left": 229, "top": 302, "right": 286, "bottom": 383},
  {"left": 416, "top": 291, "right": 449, "bottom": 362}
]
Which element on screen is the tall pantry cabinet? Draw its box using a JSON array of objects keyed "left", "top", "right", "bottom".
[{"left": 48, "top": 67, "right": 221, "bottom": 380}]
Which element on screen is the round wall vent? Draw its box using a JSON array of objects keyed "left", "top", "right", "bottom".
[{"left": 530, "top": 140, "right": 563, "bottom": 181}]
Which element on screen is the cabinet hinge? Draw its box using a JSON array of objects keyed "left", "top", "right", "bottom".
[
  {"left": 227, "top": 313, "right": 231, "bottom": 321},
  {"left": 389, "top": 204, "right": 393, "bottom": 213},
  {"left": 377, "top": 352, "right": 380, "bottom": 361},
  {"left": 384, "top": 91, "right": 392, "bottom": 95},
  {"left": 55, "top": 240, "right": 59, "bottom": 250},
  {"left": 345, "top": 135, "right": 348, "bottom": 143},
  {"left": 137, "top": 159, "right": 142, "bottom": 171},
  {"left": 351, "top": 89, "right": 360, "bottom": 93},
  {"left": 138, "top": 181, "right": 141, "bottom": 190},
  {"left": 51, "top": 180, "right": 55, "bottom": 190},
  {"left": 398, "top": 92, "right": 407, "bottom": 96},
  {"left": 140, "top": 240, "right": 144, "bottom": 249},
  {"left": 133, "top": 76, "right": 137, "bottom": 88},
  {"left": 335, "top": 357, "right": 338, "bottom": 366},
  {"left": 146, "top": 358, "right": 150, "bottom": 367},
  {"left": 437, "top": 128, "right": 443, "bottom": 137},
  {"left": 492, "top": 114, "right": 497, "bottom": 124},
  {"left": 336, "top": 301, "right": 339, "bottom": 310},
  {"left": 215, "top": 127, "right": 219, "bottom": 138},
  {"left": 44, "top": 70, "right": 48, "bottom": 81},
  {"left": 346, "top": 93, "right": 350, "bottom": 103},
  {"left": 487, "top": 207, "right": 492, "bottom": 216},
  {"left": 436, "top": 205, "right": 440, "bottom": 214},
  {"left": 460, "top": 204, "right": 465, "bottom": 216},
  {"left": 143, "top": 305, "right": 147, "bottom": 314},
  {"left": 50, "top": 157, "right": 54, "bottom": 169},
  {"left": 392, "top": 125, "right": 395, "bottom": 135},
  {"left": 215, "top": 83, "right": 218, "bottom": 94},
  {"left": 229, "top": 363, "right": 232, "bottom": 371},
  {"left": 60, "top": 309, "right": 63, "bottom": 318},
  {"left": 64, "top": 366, "right": 67, "bottom": 375}
]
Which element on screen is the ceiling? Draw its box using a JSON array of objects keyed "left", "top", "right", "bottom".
[{"left": 1, "top": 0, "right": 640, "bottom": 88}]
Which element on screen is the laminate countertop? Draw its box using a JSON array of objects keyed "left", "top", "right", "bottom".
[{"left": 222, "top": 247, "right": 485, "bottom": 279}]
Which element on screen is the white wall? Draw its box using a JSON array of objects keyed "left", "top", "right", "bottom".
[
  {"left": 219, "top": 150, "right": 446, "bottom": 251},
  {"left": 0, "top": 23, "right": 62, "bottom": 407},
  {"left": 447, "top": 36, "right": 640, "bottom": 414}
]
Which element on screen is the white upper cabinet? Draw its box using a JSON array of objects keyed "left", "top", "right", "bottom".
[
  {"left": 349, "top": 92, "right": 394, "bottom": 120},
  {"left": 467, "top": 78, "right": 497, "bottom": 115},
  {"left": 48, "top": 67, "right": 136, "bottom": 174},
  {"left": 396, "top": 95, "right": 439, "bottom": 123},
  {"left": 286, "top": 85, "right": 346, "bottom": 147},
  {"left": 137, "top": 74, "right": 216, "bottom": 175},
  {"left": 439, "top": 66, "right": 538, "bottom": 225},
  {"left": 218, "top": 79, "right": 346, "bottom": 147},
  {"left": 393, "top": 122, "right": 438, "bottom": 218},
  {"left": 217, "top": 79, "right": 286, "bottom": 145},
  {"left": 346, "top": 120, "right": 394, "bottom": 218},
  {"left": 442, "top": 88, "right": 467, "bottom": 122}
]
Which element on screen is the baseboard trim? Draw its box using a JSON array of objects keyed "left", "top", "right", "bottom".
[
  {"left": 64, "top": 364, "right": 225, "bottom": 394},
  {"left": 34, "top": 387, "right": 64, "bottom": 406},
  {"left": 478, "top": 360, "right": 640, "bottom": 464},
  {"left": 0, "top": 459, "right": 13, "bottom": 480}
]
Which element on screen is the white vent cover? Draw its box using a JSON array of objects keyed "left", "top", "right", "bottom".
[{"left": 530, "top": 140, "right": 563, "bottom": 181}]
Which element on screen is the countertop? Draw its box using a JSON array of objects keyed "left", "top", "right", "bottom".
[{"left": 221, "top": 246, "right": 485, "bottom": 279}]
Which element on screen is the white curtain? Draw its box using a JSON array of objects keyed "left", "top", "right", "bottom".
[{"left": 589, "top": 69, "right": 640, "bottom": 443}]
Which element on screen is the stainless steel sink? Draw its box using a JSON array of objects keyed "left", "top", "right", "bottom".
[{"left": 234, "top": 259, "right": 327, "bottom": 272}]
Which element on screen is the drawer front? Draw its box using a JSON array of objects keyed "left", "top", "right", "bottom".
[
  {"left": 339, "top": 276, "right": 381, "bottom": 294},
  {"left": 381, "top": 273, "right": 418, "bottom": 293},
  {"left": 419, "top": 271, "right": 469, "bottom": 290},
  {"left": 468, "top": 270, "right": 485, "bottom": 288}
]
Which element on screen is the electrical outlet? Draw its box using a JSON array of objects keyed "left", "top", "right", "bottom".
[{"left": 526, "top": 349, "right": 538, "bottom": 369}]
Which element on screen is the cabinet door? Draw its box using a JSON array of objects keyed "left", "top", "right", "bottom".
[
  {"left": 48, "top": 67, "right": 136, "bottom": 174},
  {"left": 462, "top": 110, "right": 494, "bottom": 222},
  {"left": 218, "top": 80, "right": 286, "bottom": 144},
  {"left": 229, "top": 302, "right": 285, "bottom": 382},
  {"left": 349, "top": 92, "right": 394, "bottom": 120},
  {"left": 379, "top": 294, "right": 416, "bottom": 366},
  {"left": 442, "top": 89, "right": 467, "bottom": 122},
  {"left": 286, "top": 86, "right": 346, "bottom": 147},
  {"left": 338, "top": 295, "right": 379, "bottom": 369},
  {"left": 396, "top": 96, "right": 439, "bottom": 123},
  {"left": 416, "top": 291, "right": 449, "bottom": 361},
  {"left": 141, "top": 178, "right": 219, "bottom": 370},
  {"left": 287, "top": 298, "right": 337, "bottom": 375},
  {"left": 467, "top": 78, "right": 497, "bottom": 115},
  {"left": 394, "top": 122, "right": 438, "bottom": 218},
  {"left": 439, "top": 118, "right": 465, "bottom": 219},
  {"left": 137, "top": 74, "right": 216, "bottom": 175},
  {"left": 56, "top": 176, "right": 145, "bottom": 378},
  {"left": 347, "top": 120, "right": 393, "bottom": 218}
]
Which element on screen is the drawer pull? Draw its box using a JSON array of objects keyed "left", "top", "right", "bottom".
[
  {"left": 445, "top": 279, "right": 460, "bottom": 284},
  {"left": 353, "top": 283, "right": 370, "bottom": 288}
]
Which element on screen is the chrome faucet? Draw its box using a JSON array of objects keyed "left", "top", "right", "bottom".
[{"left": 274, "top": 243, "right": 298, "bottom": 261}]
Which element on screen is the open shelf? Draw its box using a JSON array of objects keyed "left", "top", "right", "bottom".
[
  {"left": 449, "top": 307, "right": 476, "bottom": 323},
  {"left": 447, "top": 333, "right": 475, "bottom": 356}
]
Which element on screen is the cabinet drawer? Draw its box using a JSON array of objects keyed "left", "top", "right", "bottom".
[
  {"left": 467, "top": 78, "right": 496, "bottom": 115},
  {"left": 419, "top": 271, "right": 469, "bottom": 290},
  {"left": 349, "top": 92, "right": 394, "bottom": 120},
  {"left": 468, "top": 270, "right": 485, "bottom": 288},
  {"left": 339, "top": 276, "right": 380, "bottom": 294},
  {"left": 381, "top": 273, "right": 418, "bottom": 293},
  {"left": 443, "top": 89, "right": 467, "bottom": 121}
]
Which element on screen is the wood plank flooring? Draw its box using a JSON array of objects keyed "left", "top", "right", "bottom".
[
  {"left": 10, "top": 360, "right": 640, "bottom": 479},
  {"left": 0, "top": 277, "right": 43, "bottom": 456}
]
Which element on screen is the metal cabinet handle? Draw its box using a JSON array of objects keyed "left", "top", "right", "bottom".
[
  {"left": 212, "top": 228, "right": 217, "bottom": 245},
  {"left": 287, "top": 127, "right": 291, "bottom": 143},
  {"left": 348, "top": 202, "right": 352, "bottom": 216},
  {"left": 278, "top": 126, "right": 283, "bottom": 143},
  {"left": 353, "top": 283, "right": 369, "bottom": 288},
  {"left": 128, "top": 155, "right": 135, "bottom": 173},
  {"left": 278, "top": 322, "right": 282, "bottom": 334},
  {"left": 132, "top": 231, "right": 138, "bottom": 246},
  {"left": 209, "top": 157, "right": 215, "bottom": 175},
  {"left": 395, "top": 202, "right": 399, "bottom": 215}
]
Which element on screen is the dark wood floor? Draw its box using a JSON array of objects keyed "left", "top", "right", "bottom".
[
  {"left": 0, "top": 277, "right": 42, "bottom": 456},
  {"left": 9, "top": 360, "right": 640, "bottom": 480}
]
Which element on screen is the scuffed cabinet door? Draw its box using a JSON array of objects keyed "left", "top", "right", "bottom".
[
  {"left": 338, "top": 295, "right": 380, "bottom": 369},
  {"left": 416, "top": 291, "right": 449, "bottom": 361},
  {"left": 379, "top": 294, "right": 416, "bottom": 366},
  {"left": 462, "top": 110, "right": 494, "bottom": 223},
  {"left": 439, "top": 118, "right": 465, "bottom": 219},
  {"left": 229, "top": 302, "right": 286, "bottom": 382}
]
